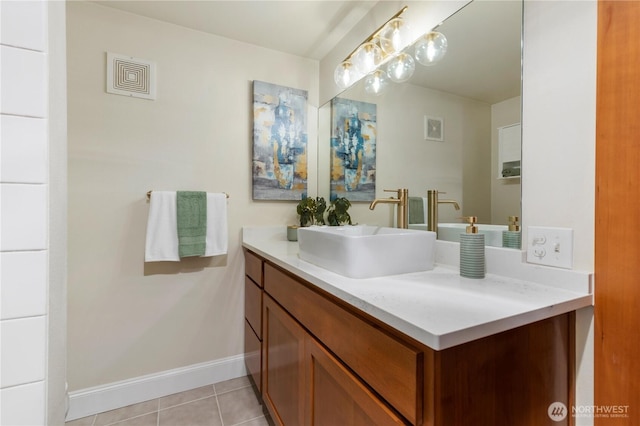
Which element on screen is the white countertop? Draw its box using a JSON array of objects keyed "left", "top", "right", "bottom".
[{"left": 243, "top": 226, "right": 593, "bottom": 350}]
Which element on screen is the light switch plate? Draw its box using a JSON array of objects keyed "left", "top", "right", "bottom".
[{"left": 526, "top": 226, "right": 573, "bottom": 269}]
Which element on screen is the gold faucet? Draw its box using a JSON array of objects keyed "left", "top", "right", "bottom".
[
  {"left": 369, "top": 188, "right": 409, "bottom": 229},
  {"left": 426, "top": 189, "right": 461, "bottom": 233}
]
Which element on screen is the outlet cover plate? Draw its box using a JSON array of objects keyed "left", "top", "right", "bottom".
[{"left": 526, "top": 226, "right": 573, "bottom": 269}]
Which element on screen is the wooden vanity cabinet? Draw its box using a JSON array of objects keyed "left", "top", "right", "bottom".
[
  {"left": 263, "top": 294, "right": 406, "bottom": 426},
  {"left": 243, "top": 250, "right": 264, "bottom": 393},
  {"left": 264, "top": 263, "right": 420, "bottom": 425},
  {"left": 245, "top": 251, "right": 574, "bottom": 426}
]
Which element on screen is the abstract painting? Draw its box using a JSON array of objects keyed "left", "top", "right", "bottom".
[
  {"left": 330, "top": 98, "right": 377, "bottom": 202},
  {"left": 252, "top": 81, "right": 308, "bottom": 200}
]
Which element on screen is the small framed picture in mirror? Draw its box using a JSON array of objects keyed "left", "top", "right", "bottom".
[{"left": 424, "top": 116, "right": 444, "bottom": 141}]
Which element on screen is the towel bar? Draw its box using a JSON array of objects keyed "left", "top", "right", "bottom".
[{"left": 146, "top": 191, "right": 229, "bottom": 201}]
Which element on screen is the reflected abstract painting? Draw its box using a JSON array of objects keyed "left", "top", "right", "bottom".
[
  {"left": 330, "top": 98, "right": 376, "bottom": 202},
  {"left": 253, "top": 81, "right": 308, "bottom": 200}
]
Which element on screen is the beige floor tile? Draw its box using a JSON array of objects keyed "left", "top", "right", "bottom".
[
  {"left": 158, "top": 396, "right": 222, "bottom": 426},
  {"left": 108, "top": 412, "right": 158, "bottom": 426},
  {"left": 94, "top": 399, "right": 158, "bottom": 426},
  {"left": 65, "top": 415, "right": 96, "bottom": 426},
  {"left": 217, "top": 386, "right": 264, "bottom": 426},
  {"left": 158, "top": 385, "right": 216, "bottom": 410},
  {"left": 213, "top": 376, "right": 251, "bottom": 394},
  {"left": 233, "top": 415, "right": 272, "bottom": 426}
]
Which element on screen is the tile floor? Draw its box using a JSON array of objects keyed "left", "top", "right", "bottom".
[{"left": 65, "top": 376, "right": 272, "bottom": 426}]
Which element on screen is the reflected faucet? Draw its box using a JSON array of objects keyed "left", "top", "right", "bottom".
[
  {"left": 426, "top": 189, "right": 461, "bottom": 234},
  {"left": 369, "top": 188, "right": 409, "bottom": 229}
]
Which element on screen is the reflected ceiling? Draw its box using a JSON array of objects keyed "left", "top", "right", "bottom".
[{"left": 407, "top": 0, "right": 521, "bottom": 104}]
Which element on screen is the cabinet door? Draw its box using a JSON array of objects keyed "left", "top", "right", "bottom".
[
  {"left": 263, "top": 295, "right": 306, "bottom": 426},
  {"left": 305, "top": 337, "right": 407, "bottom": 426}
]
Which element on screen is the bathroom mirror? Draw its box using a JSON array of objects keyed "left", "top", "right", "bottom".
[{"left": 318, "top": 0, "right": 522, "bottom": 248}]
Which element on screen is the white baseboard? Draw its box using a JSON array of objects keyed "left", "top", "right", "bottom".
[{"left": 66, "top": 354, "right": 247, "bottom": 422}]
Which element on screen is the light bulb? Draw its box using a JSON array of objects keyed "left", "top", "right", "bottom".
[
  {"left": 364, "top": 70, "right": 390, "bottom": 96},
  {"left": 415, "top": 31, "right": 448, "bottom": 66},
  {"left": 334, "top": 61, "right": 359, "bottom": 90},
  {"left": 352, "top": 42, "right": 383, "bottom": 75},
  {"left": 378, "top": 17, "right": 412, "bottom": 56},
  {"left": 386, "top": 53, "right": 415, "bottom": 83}
]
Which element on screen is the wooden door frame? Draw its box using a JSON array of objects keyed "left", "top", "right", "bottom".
[{"left": 595, "top": 1, "right": 640, "bottom": 423}]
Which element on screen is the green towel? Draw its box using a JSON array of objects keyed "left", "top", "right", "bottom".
[
  {"left": 409, "top": 197, "right": 425, "bottom": 225},
  {"left": 177, "top": 191, "right": 207, "bottom": 258},
  {"left": 502, "top": 167, "right": 521, "bottom": 177}
]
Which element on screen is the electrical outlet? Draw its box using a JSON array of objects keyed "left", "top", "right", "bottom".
[{"left": 526, "top": 226, "right": 573, "bottom": 269}]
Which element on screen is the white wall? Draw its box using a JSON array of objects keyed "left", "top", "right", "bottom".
[
  {"left": 0, "top": 1, "right": 53, "bottom": 424},
  {"left": 66, "top": 2, "right": 318, "bottom": 393},
  {"left": 522, "top": 1, "right": 596, "bottom": 424},
  {"left": 522, "top": 1, "right": 595, "bottom": 270}
]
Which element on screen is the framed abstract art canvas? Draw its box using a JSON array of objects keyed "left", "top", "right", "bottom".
[
  {"left": 330, "top": 98, "right": 377, "bottom": 202},
  {"left": 252, "top": 81, "right": 308, "bottom": 200}
]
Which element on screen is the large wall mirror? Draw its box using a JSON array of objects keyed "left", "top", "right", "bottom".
[{"left": 318, "top": 0, "right": 523, "bottom": 248}]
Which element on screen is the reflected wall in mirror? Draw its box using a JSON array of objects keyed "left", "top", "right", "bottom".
[{"left": 319, "top": 0, "right": 523, "bottom": 248}]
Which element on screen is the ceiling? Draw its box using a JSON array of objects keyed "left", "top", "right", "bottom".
[
  {"left": 94, "top": 0, "right": 522, "bottom": 104},
  {"left": 94, "top": 0, "right": 377, "bottom": 60}
]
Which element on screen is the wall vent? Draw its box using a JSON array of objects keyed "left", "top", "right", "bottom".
[{"left": 106, "top": 52, "right": 156, "bottom": 100}]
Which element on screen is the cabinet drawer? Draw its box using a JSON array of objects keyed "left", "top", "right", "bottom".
[
  {"left": 306, "top": 335, "right": 406, "bottom": 425},
  {"left": 244, "top": 250, "right": 263, "bottom": 287},
  {"left": 245, "top": 276, "right": 262, "bottom": 338},
  {"left": 244, "top": 320, "right": 262, "bottom": 394},
  {"left": 265, "top": 264, "right": 422, "bottom": 425}
]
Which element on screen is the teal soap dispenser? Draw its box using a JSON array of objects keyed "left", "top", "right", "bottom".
[
  {"left": 502, "top": 216, "right": 522, "bottom": 249},
  {"left": 460, "top": 216, "right": 485, "bottom": 279}
]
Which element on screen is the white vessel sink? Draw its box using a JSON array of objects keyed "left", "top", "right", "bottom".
[{"left": 297, "top": 225, "right": 436, "bottom": 279}]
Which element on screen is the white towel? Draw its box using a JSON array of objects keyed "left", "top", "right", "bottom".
[
  {"left": 203, "top": 192, "right": 228, "bottom": 256},
  {"left": 145, "top": 191, "right": 228, "bottom": 261},
  {"left": 145, "top": 191, "right": 180, "bottom": 262}
]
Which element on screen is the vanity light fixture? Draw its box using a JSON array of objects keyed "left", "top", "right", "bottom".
[
  {"left": 378, "top": 17, "right": 413, "bottom": 56},
  {"left": 387, "top": 52, "right": 415, "bottom": 83},
  {"left": 414, "top": 31, "right": 448, "bottom": 66},
  {"left": 333, "top": 6, "right": 449, "bottom": 92},
  {"left": 334, "top": 61, "right": 360, "bottom": 90},
  {"left": 333, "top": 6, "right": 409, "bottom": 91},
  {"left": 352, "top": 41, "right": 383, "bottom": 75},
  {"left": 364, "top": 69, "right": 390, "bottom": 96}
]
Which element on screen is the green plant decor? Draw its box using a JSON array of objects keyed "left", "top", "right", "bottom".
[
  {"left": 327, "top": 197, "right": 352, "bottom": 226},
  {"left": 296, "top": 197, "right": 327, "bottom": 227},
  {"left": 314, "top": 197, "right": 327, "bottom": 225},
  {"left": 297, "top": 196, "right": 352, "bottom": 227}
]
